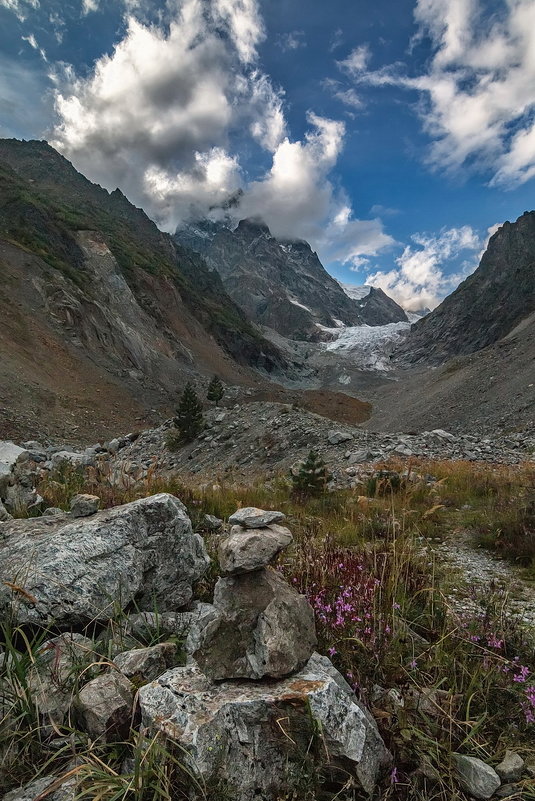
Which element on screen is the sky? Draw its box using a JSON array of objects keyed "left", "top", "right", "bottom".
[{"left": 1, "top": 0, "right": 535, "bottom": 310}]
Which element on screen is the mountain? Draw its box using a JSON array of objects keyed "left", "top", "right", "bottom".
[
  {"left": 174, "top": 218, "right": 407, "bottom": 339},
  {"left": 0, "top": 139, "right": 288, "bottom": 441},
  {"left": 397, "top": 211, "right": 535, "bottom": 364},
  {"left": 341, "top": 283, "right": 410, "bottom": 326}
]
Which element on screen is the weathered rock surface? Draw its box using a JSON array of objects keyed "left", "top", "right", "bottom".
[
  {"left": 0, "top": 442, "right": 27, "bottom": 493},
  {"left": 452, "top": 754, "right": 501, "bottom": 799},
  {"left": 190, "top": 568, "right": 316, "bottom": 680},
  {"left": 495, "top": 750, "right": 524, "bottom": 783},
  {"left": 228, "top": 507, "right": 286, "bottom": 529},
  {"left": 76, "top": 672, "right": 134, "bottom": 741},
  {"left": 139, "top": 652, "right": 391, "bottom": 799},
  {"left": 0, "top": 493, "right": 209, "bottom": 626},
  {"left": 69, "top": 493, "right": 100, "bottom": 517},
  {"left": 3, "top": 773, "right": 77, "bottom": 801},
  {"left": 0, "top": 499, "right": 12, "bottom": 521},
  {"left": 113, "top": 643, "right": 177, "bottom": 682},
  {"left": 218, "top": 524, "right": 292, "bottom": 575}
]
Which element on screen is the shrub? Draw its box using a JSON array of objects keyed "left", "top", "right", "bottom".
[
  {"left": 173, "top": 383, "right": 204, "bottom": 444},
  {"left": 291, "top": 450, "right": 330, "bottom": 499}
]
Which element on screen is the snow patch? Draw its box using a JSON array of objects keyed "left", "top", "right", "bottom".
[{"left": 341, "top": 284, "right": 372, "bottom": 301}]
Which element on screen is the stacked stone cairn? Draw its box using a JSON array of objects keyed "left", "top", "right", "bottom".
[{"left": 138, "top": 507, "right": 391, "bottom": 800}]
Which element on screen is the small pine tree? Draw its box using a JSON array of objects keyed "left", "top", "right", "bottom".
[
  {"left": 174, "top": 382, "right": 204, "bottom": 443},
  {"left": 291, "top": 450, "right": 330, "bottom": 498},
  {"left": 206, "top": 375, "right": 224, "bottom": 406}
]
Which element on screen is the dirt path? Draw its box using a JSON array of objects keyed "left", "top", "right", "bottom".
[{"left": 429, "top": 531, "right": 535, "bottom": 629}]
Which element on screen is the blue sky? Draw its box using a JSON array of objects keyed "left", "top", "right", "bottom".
[{"left": 1, "top": 0, "right": 535, "bottom": 310}]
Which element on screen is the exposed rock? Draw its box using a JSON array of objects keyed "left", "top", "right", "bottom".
[
  {"left": 69, "top": 493, "right": 100, "bottom": 517},
  {"left": 139, "top": 652, "right": 391, "bottom": 799},
  {"left": 49, "top": 451, "right": 85, "bottom": 471},
  {"left": 328, "top": 430, "right": 353, "bottom": 445},
  {"left": 29, "top": 634, "right": 95, "bottom": 727},
  {"left": 228, "top": 507, "right": 286, "bottom": 529},
  {"left": 0, "top": 500, "right": 12, "bottom": 521},
  {"left": 494, "top": 783, "right": 522, "bottom": 799},
  {"left": 42, "top": 507, "right": 64, "bottom": 516},
  {"left": 76, "top": 672, "right": 134, "bottom": 741},
  {"left": 190, "top": 568, "right": 316, "bottom": 680},
  {"left": 124, "top": 610, "right": 199, "bottom": 641},
  {"left": 218, "top": 524, "right": 292, "bottom": 575},
  {"left": 203, "top": 514, "right": 223, "bottom": 531},
  {"left": 3, "top": 773, "right": 77, "bottom": 801},
  {"left": 495, "top": 751, "right": 524, "bottom": 783},
  {"left": 113, "top": 643, "right": 177, "bottom": 682},
  {"left": 0, "top": 442, "right": 27, "bottom": 495},
  {"left": 452, "top": 754, "right": 501, "bottom": 799},
  {"left": 0, "top": 493, "right": 209, "bottom": 626}
]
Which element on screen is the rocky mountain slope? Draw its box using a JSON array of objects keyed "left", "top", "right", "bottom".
[
  {"left": 0, "top": 139, "right": 293, "bottom": 440},
  {"left": 397, "top": 211, "right": 535, "bottom": 365},
  {"left": 174, "top": 217, "right": 407, "bottom": 339}
]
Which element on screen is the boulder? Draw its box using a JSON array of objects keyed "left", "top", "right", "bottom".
[
  {"left": 228, "top": 507, "right": 285, "bottom": 529},
  {"left": 113, "top": 643, "right": 177, "bottom": 682},
  {"left": 3, "top": 773, "right": 77, "bottom": 801},
  {"left": 49, "top": 451, "right": 85, "bottom": 471},
  {"left": 138, "top": 653, "right": 391, "bottom": 799},
  {"left": 190, "top": 568, "right": 316, "bottom": 680},
  {"left": 218, "top": 524, "right": 292, "bottom": 575},
  {"left": 0, "top": 441, "right": 27, "bottom": 495},
  {"left": 203, "top": 514, "right": 223, "bottom": 531},
  {"left": 124, "top": 610, "right": 199, "bottom": 641},
  {"left": 29, "top": 634, "right": 95, "bottom": 727},
  {"left": 76, "top": 672, "right": 134, "bottom": 741},
  {"left": 452, "top": 754, "right": 501, "bottom": 799},
  {"left": 495, "top": 751, "right": 524, "bottom": 783},
  {"left": 69, "top": 493, "right": 100, "bottom": 517},
  {"left": 0, "top": 493, "right": 210, "bottom": 626},
  {"left": 328, "top": 430, "right": 353, "bottom": 445}
]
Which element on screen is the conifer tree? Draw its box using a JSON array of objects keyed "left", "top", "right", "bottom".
[
  {"left": 174, "top": 382, "right": 204, "bottom": 442},
  {"left": 291, "top": 450, "right": 330, "bottom": 498},
  {"left": 207, "top": 375, "right": 224, "bottom": 406}
]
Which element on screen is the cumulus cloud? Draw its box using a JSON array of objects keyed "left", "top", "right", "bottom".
[
  {"left": 354, "top": 0, "right": 535, "bottom": 186},
  {"left": 365, "top": 225, "right": 481, "bottom": 310},
  {"left": 49, "top": 0, "right": 393, "bottom": 266},
  {"left": 82, "top": 0, "right": 100, "bottom": 14}
]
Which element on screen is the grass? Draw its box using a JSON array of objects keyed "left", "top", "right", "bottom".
[{"left": 2, "top": 459, "right": 535, "bottom": 799}]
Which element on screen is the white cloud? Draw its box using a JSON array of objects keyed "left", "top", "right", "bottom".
[
  {"left": 22, "top": 31, "right": 47, "bottom": 60},
  {"left": 49, "top": 0, "right": 393, "bottom": 267},
  {"left": 82, "top": 0, "right": 100, "bottom": 14},
  {"left": 365, "top": 225, "right": 481, "bottom": 310},
  {"left": 337, "top": 45, "right": 370, "bottom": 76},
  {"left": 355, "top": 0, "right": 535, "bottom": 187},
  {"left": 276, "top": 30, "right": 306, "bottom": 51},
  {"left": 0, "top": 0, "right": 38, "bottom": 21}
]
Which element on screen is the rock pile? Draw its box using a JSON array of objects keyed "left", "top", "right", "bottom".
[{"left": 139, "top": 507, "right": 392, "bottom": 800}]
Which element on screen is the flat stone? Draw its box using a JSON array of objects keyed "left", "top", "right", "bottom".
[
  {"left": 328, "top": 430, "right": 353, "bottom": 445},
  {"left": 189, "top": 568, "right": 316, "bottom": 680},
  {"left": 452, "top": 754, "right": 501, "bottom": 799},
  {"left": 219, "top": 524, "right": 292, "bottom": 574},
  {"left": 70, "top": 493, "right": 100, "bottom": 517},
  {"left": 228, "top": 507, "right": 286, "bottom": 528},
  {"left": 138, "top": 653, "right": 391, "bottom": 799}
]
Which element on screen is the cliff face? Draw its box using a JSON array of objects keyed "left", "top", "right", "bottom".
[
  {"left": 397, "top": 211, "right": 535, "bottom": 364},
  {"left": 175, "top": 218, "right": 407, "bottom": 340},
  {"left": 0, "top": 139, "right": 291, "bottom": 441}
]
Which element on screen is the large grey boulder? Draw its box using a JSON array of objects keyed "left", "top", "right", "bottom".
[
  {"left": 452, "top": 754, "right": 501, "bottom": 799},
  {"left": 190, "top": 568, "right": 316, "bottom": 680},
  {"left": 0, "top": 493, "right": 209, "bottom": 626},
  {"left": 218, "top": 524, "right": 292, "bottom": 575},
  {"left": 138, "top": 653, "right": 391, "bottom": 799},
  {"left": 69, "top": 493, "right": 100, "bottom": 517},
  {"left": 228, "top": 507, "right": 286, "bottom": 528}
]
